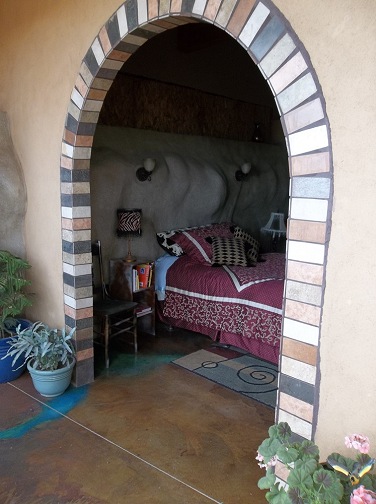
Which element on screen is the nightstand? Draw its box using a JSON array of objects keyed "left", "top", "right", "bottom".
[{"left": 109, "top": 258, "right": 155, "bottom": 336}]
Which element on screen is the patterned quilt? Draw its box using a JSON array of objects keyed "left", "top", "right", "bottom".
[{"left": 162, "top": 253, "right": 285, "bottom": 350}]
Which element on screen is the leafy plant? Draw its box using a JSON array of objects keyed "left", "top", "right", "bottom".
[
  {"left": 0, "top": 250, "right": 32, "bottom": 338},
  {"left": 257, "top": 422, "right": 376, "bottom": 504},
  {"left": 2, "top": 321, "right": 76, "bottom": 371}
]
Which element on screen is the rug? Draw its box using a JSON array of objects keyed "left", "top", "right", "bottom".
[{"left": 172, "top": 345, "right": 278, "bottom": 408}]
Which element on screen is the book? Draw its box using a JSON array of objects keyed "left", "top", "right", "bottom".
[
  {"left": 132, "top": 267, "right": 139, "bottom": 291},
  {"left": 136, "top": 263, "right": 151, "bottom": 289}
]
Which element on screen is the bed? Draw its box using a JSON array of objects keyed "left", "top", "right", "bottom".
[{"left": 155, "top": 223, "right": 285, "bottom": 365}]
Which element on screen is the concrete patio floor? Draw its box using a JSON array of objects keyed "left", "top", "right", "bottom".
[{"left": 0, "top": 327, "right": 273, "bottom": 503}]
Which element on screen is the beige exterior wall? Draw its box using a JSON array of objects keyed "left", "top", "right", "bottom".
[
  {"left": 273, "top": 0, "right": 376, "bottom": 455},
  {"left": 0, "top": 0, "right": 375, "bottom": 456}
]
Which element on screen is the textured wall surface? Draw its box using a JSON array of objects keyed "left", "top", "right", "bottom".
[
  {"left": 0, "top": 112, "right": 26, "bottom": 257},
  {"left": 91, "top": 126, "right": 289, "bottom": 275}
]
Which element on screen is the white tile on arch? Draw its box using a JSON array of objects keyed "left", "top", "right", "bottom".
[
  {"left": 283, "top": 318, "right": 320, "bottom": 347},
  {"left": 288, "top": 125, "right": 329, "bottom": 156},
  {"left": 71, "top": 88, "right": 84, "bottom": 110},
  {"left": 239, "top": 2, "right": 270, "bottom": 47},
  {"left": 287, "top": 241, "right": 325, "bottom": 265},
  {"left": 290, "top": 197, "right": 328, "bottom": 222},
  {"left": 259, "top": 33, "right": 296, "bottom": 78},
  {"left": 193, "top": 0, "right": 207, "bottom": 15},
  {"left": 61, "top": 206, "right": 91, "bottom": 219},
  {"left": 62, "top": 142, "right": 74, "bottom": 158},
  {"left": 64, "top": 295, "right": 93, "bottom": 310},
  {"left": 137, "top": 0, "right": 148, "bottom": 25},
  {"left": 91, "top": 38, "right": 105, "bottom": 66},
  {"left": 62, "top": 207, "right": 73, "bottom": 219},
  {"left": 117, "top": 4, "right": 128, "bottom": 38},
  {"left": 278, "top": 410, "right": 313, "bottom": 440}
]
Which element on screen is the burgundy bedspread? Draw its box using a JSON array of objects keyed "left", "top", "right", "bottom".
[{"left": 162, "top": 253, "right": 285, "bottom": 358}]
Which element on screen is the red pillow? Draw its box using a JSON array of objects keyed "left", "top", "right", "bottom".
[{"left": 173, "top": 222, "right": 234, "bottom": 264}]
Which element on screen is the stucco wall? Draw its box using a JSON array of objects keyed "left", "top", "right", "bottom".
[
  {"left": 273, "top": 0, "right": 376, "bottom": 455},
  {"left": 91, "top": 125, "right": 288, "bottom": 274},
  {"left": 0, "top": 0, "right": 375, "bottom": 455}
]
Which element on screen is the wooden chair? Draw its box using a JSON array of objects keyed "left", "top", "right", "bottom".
[{"left": 91, "top": 240, "right": 137, "bottom": 368}]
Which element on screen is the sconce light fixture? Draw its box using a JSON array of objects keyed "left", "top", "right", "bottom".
[
  {"left": 235, "top": 162, "right": 252, "bottom": 181},
  {"left": 136, "top": 158, "right": 156, "bottom": 182}
]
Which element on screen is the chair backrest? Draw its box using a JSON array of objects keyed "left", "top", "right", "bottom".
[{"left": 91, "top": 240, "right": 108, "bottom": 299}]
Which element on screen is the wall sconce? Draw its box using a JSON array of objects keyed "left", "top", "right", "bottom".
[
  {"left": 136, "top": 158, "right": 156, "bottom": 182},
  {"left": 235, "top": 162, "right": 252, "bottom": 181}
]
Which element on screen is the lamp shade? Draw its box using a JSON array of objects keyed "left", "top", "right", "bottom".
[
  {"left": 261, "top": 212, "right": 286, "bottom": 237},
  {"left": 116, "top": 208, "right": 142, "bottom": 237}
]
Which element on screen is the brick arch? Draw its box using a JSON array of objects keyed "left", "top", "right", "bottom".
[{"left": 61, "top": 0, "right": 332, "bottom": 443}]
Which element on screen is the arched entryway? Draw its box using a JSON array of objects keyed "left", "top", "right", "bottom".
[{"left": 60, "top": 0, "right": 332, "bottom": 456}]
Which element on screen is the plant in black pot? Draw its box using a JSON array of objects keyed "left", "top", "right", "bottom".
[
  {"left": 3, "top": 321, "right": 76, "bottom": 397},
  {"left": 0, "top": 250, "right": 32, "bottom": 382}
]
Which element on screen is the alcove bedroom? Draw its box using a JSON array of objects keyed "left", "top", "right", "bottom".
[{"left": 89, "top": 21, "right": 289, "bottom": 412}]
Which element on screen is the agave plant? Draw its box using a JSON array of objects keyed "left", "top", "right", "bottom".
[
  {"left": 0, "top": 250, "right": 32, "bottom": 338},
  {"left": 2, "top": 321, "right": 76, "bottom": 371}
]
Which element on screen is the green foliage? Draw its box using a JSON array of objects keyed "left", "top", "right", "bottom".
[
  {"left": 257, "top": 422, "right": 344, "bottom": 504},
  {"left": 0, "top": 250, "right": 32, "bottom": 338},
  {"left": 258, "top": 423, "right": 376, "bottom": 503},
  {"left": 2, "top": 321, "right": 76, "bottom": 371}
]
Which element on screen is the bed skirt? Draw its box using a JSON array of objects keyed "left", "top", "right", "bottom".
[{"left": 156, "top": 301, "right": 280, "bottom": 365}]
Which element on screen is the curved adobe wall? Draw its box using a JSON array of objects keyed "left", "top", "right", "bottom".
[{"left": 61, "top": 0, "right": 332, "bottom": 446}]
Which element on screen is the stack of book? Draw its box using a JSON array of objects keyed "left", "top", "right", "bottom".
[{"left": 132, "top": 262, "right": 153, "bottom": 291}]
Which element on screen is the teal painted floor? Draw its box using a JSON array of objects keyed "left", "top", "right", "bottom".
[{"left": 0, "top": 325, "right": 273, "bottom": 503}]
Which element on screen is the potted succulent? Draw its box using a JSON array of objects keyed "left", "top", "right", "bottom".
[
  {"left": 257, "top": 422, "right": 376, "bottom": 504},
  {"left": 0, "top": 250, "right": 32, "bottom": 382},
  {"left": 2, "top": 321, "right": 76, "bottom": 397}
]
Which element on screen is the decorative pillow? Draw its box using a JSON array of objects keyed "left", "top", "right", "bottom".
[
  {"left": 156, "top": 222, "right": 234, "bottom": 261},
  {"left": 156, "top": 230, "right": 185, "bottom": 257},
  {"left": 173, "top": 222, "right": 234, "bottom": 264},
  {"left": 233, "top": 226, "right": 260, "bottom": 264},
  {"left": 208, "top": 236, "right": 248, "bottom": 267}
]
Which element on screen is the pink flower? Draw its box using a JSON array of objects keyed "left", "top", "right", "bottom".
[
  {"left": 345, "top": 434, "right": 370, "bottom": 454},
  {"left": 256, "top": 451, "right": 277, "bottom": 469},
  {"left": 350, "top": 486, "right": 376, "bottom": 504}
]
